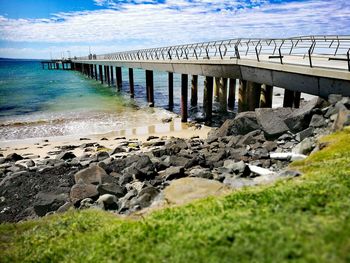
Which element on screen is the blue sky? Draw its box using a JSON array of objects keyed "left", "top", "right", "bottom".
[{"left": 0, "top": 0, "right": 349, "bottom": 58}]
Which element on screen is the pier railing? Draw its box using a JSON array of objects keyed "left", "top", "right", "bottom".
[{"left": 74, "top": 35, "right": 350, "bottom": 71}]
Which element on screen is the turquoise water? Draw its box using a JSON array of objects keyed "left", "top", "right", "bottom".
[{"left": 0, "top": 60, "right": 205, "bottom": 140}]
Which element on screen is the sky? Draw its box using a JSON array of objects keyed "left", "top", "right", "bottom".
[{"left": 0, "top": 0, "right": 349, "bottom": 59}]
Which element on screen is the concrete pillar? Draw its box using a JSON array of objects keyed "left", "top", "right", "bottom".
[
  {"left": 218, "top": 77, "right": 228, "bottom": 112},
  {"left": 204, "top": 76, "right": 214, "bottom": 123},
  {"left": 104, "top": 66, "right": 108, "bottom": 81},
  {"left": 238, "top": 80, "right": 248, "bottom": 112},
  {"left": 168, "top": 72, "right": 174, "bottom": 110},
  {"left": 293, "top": 91, "right": 301, "bottom": 108},
  {"left": 214, "top": 77, "right": 220, "bottom": 99},
  {"left": 181, "top": 74, "right": 188, "bottom": 122},
  {"left": 228, "top": 78, "right": 236, "bottom": 110},
  {"left": 106, "top": 66, "right": 111, "bottom": 86},
  {"left": 110, "top": 66, "right": 114, "bottom": 85},
  {"left": 99, "top": 65, "right": 103, "bottom": 84},
  {"left": 247, "top": 81, "right": 261, "bottom": 111},
  {"left": 56, "top": 63, "right": 59, "bottom": 70},
  {"left": 146, "top": 70, "right": 154, "bottom": 107},
  {"left": 62, "top": 63, "right": 65, "bottom": 70},
  {"left": 94, "top": 65, "right": 98, "bottom": 81},
  {"left": 260, "top": 84, "right": 273, "bottom": 108},
  {"left": 191, "top": 75, "right": 198, "bottom": 107},
  {"left": 116, "top": 67, "right": 122, "bottom": 90},
  {"left": 129, "top": 68, "right": 134, "bottom": 98},
  {"left": 283, "top": 89, "right": 295, "bottom": 108}
]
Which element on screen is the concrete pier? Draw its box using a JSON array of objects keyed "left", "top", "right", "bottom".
[
  {"left": 129, "top": 68, "right": 134, "bottom": 98},
  {"left": 110, "top": 66, "right": 114, "bottom": 85},
  {"left": 146, "top": 70, "right": 154, "bottom": 107},
  {"left": 293, "top": 91, "right": 301, "bottom": 108},
  {"left": 168, "top": 72, "right": 174, "bottom": 110},
  {"left": 283, "top": 89, "right": 295, "bottom": 108},
  {"left": 247, "top": 81, "right": 261, "bottom": 111},
  {"left": 94, "top": 65, "right": 98, "bottom": 81},
  {"left": 218, "top": 77, "right": 228, "bottom": 112},
  {"left": 181, "top": 74, "right": 188, "bottom": 122},
  {"left": 238, "top": 80, "right": 248, "bottom": 112},
  {"left": 228, "top": 78, "right": 236, "bottom": 110},
  {"left": 204, "top": 76, "right": 214, "bottom": 123},
  {"left": 99, "top": 65, "right": 103, "bottom": 84},
  {"left": 191, "top": 75, "right": 198, "bottom": 107}
]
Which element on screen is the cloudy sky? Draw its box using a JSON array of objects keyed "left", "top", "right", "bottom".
[{"left": 0, "top": 0, "right": 349, "bottom": 59}]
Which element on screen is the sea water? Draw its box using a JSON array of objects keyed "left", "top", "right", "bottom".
[{"left": 0, "top": 60, "right": 206, "bottom": 141}]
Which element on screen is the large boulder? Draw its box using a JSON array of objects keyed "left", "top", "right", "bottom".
[
  {"left": 33, "top": 191, "right": 69, "bottom": 216},
  {"left": 164, "top": 177, "right": 230, "bottom": 205},
  {"left": 70, "top": 181, "right": 99, "bottom": 205},
  {"left": 74, "top": 165, "right": 108, "bottom": 185},
  {"left": 255, "top": 108, "right": 292, "bottom": 139},
  {"left": 332, "top": 109, "right": 350, "bottom": 131},
  {"left": 5, "top": 153, "right": 23, "bottom": 162},
  {"left": 163, "top": 166, "right": 185, "bottom": 181}
]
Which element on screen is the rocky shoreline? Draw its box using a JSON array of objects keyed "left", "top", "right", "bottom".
[{"left": 1, "top": 94, "right": 350, "bottom": 223}]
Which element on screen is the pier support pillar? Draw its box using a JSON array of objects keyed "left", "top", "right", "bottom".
[
  {"left": 228, "top": 78, "right": 236, "bottom": 110},
  {"left": 129, "top": 68, "right": 134, "bottom": 98},
  {"left": 99, "top": 65, "right": 103, "bottom": 84},
  {"left": 238, "top": 80, "right": 248, "bottom": 112},
  {"left": 191, "top": 75, "right": 198, "bottom": 107},
  {"left": 283, "top": 89, "right": 295, "bottom": 108},
  {"left": 110, "top": 66, "right": 114, "bottom": 85},
  {"left": 168, "top": 72, "right": 174, "bottom": 110},
  {"left": 293, "top": 91, "right": 301, "bottom": 108},
  {"left": 56, "top": 63, "right": 59, "bottom": 70},
  {"left": 116, "top": 67, "right": 122, "bottom": 90},
  {"left": 94, "top": 65, "right": 98, "bottom": 81},
  {"left": 246, "top": 81, "right": 261, "bottom": 111},
  {"left": 106, "top": 66, "right": 111, "bottom": 86},
  {"left": 214, "top": 78, "right": 220, "bottom": 99},
  {"left": 218, "top": 77, "right": 228, "bottom": 112},
  {"left": 260, "top": 84, "right": 273, "bottom": 108},
  {"left": 204, "top": 76, "right": 214, "bottom": 123},
  {"left": 181, "top": 74, "right": 188, "bottom": 122},
  {"left": 146, "top": 70, "right": 154, "bottom": 107}
]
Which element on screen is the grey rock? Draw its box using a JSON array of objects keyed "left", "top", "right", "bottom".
[
  {"left": 292, "top": 138, "right": 315, "bottom": 155},
  {"left": 97, "top": 183, "right": 126, "bottom": 197},
  {"left": 332, "top": 109, "right": 350, "bottom": 131},
  {"left": 79, "top": 198, "right": 95, "bottom": 209},
  {"left": 142, "top": 140, "right": 165, "bottom": 147},
  {"left": 56, "top": 151, "right": 76, "bottom": 161},
  {"left": 223, "top": 177, "right": 255, "bottom": 189},
  {"left": 164, "top": 138, "right": 188, "bottom": 155},
  {"left": 262, "top": 141, "right": 278, "bottom": 152},
  {"left": 223, "top": 160, "right": 250, "bottom": 176},
  {"left": 131, "top": 186, "right": 160, "bottom": 209},
  {"left": 70, "top": 181, "right": 99, "bottom": 205},
  {"left": 279, "top": 170, "right": 302, "bottom": 177},
  {"left": 33, "top": 191, "right": 68, "bottom": 216},
  {"left": 95, "top": 151, "right": 110, "bottom": 162},
  {"left": 5, "top": 153, "right": 23, "bottom": 162},
  {"left": 111, "top": 146, "right": 126, "bottom": 155},
  {"left": 309, "top": 114, "right": 326, "bottom": 128},
  {"left": 255, "top": 108, "right": 292, "bottom": 139},
  {"left": 96, "top": 194, "right": 118, "bottom": 210},
  {"left": 295, "top": 127, "right": 314, "bottom": 142},
  {"left": 74, "top": 165, "right": 108, "bottom": 185},
  {"left": 188, "top": 167, "right": 212, "bottom": 179},
  {"left": 56, "top": 202, "right": 72, "bottom": 213},
  {"left": 163, "top": 166, "right": 185, "bottom": 181},
  {"left": 328, "top": 94, "right": 343, "bottom": 104}
]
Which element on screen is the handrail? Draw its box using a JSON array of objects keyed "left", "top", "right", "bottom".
[{"left": 73, "top": 35, "right": 350, "bottom": 71}]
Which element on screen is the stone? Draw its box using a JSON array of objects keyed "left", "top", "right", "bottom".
[
  {"left": 223, "top": 177, "right": 255, "bottom": 189},
  {"left": 56, "top": 202, "right": 72, "bottom": 213},
  {"left": 164, "top": 177, "right": 230, "bottom": 205},
  {"left": 309, "top": 114, "right": 326, "bottom": 128},
  {"left": 292, "top": 138, "right": 315, "bottom": 155},
  {"left": 97, "top": 183, "right": 126, "bottom": 197},
  {"left": 74, "top": 165, "right": 108, "bottom": 185},
  {"left": 142, "top": 140, "right": 166, "bottom": 147},
  {"left": 147, "top": 135, "right": 159, "bottom": 141},
  {"left": 164, "top": 138, "right": 188, "bottom": 155},
  {"left": 248, "top": 165, "right": 277, "bottom": 177},
  {"left": 223, "top": 160, "right": 250, "bottom": 176},
  {"left": 284, "top": 97, "right": 324, "bottom": 132},
  {"left": 279, "top": 170, "right": 302, "bottom": 177},
  {"left": 255, "top": 108, "right": 292, "bottom": 139},
  {"left": 95, "top": 151, "right": 110, "bottom": 162},
  {"left": 168, "top": 155, "right": 194, "bottom": 169},
  {"left": 328, "top": 94, "right": 343, "bottom": 104},
  {"left": 70, "top": 182, "right": 99, "bottom": 205},
  {"left": 270, "top": 152, "right": 307, "bottom": 161},
  {"left": 163, "top": 166, "right": 185, "bottom": 181},
  {"left": 79, "top": 198, "right": 95, "bottom": 209},
  {"left": 188, "top": 167, "right": 212, "bottom": 179},
  {"left": 236, "top": 130, "right": 264, "bottom": 146},
  {"left": 228, "top": 148, "right": 248, "bottom": 161},
  {"left": 262, "top": 141, "right": 278, "bottom": 152},
  {"left": 5, "top": 153, "right": 23, "bottom": 162},
  {"left": 96, "top": 194, "right": 118, "bottom": 210},
  {"left": 33, "top": 191, "right": 68, "bottom": 216},
  {"left": 206, "top": 149, "right": 226, "bottom": 168},
  {"left": 295, "top": 127, "right": 314, "bottom": 142},
  {"left": 56, "top": 151, "right": 76, "bottom": 161},
  {"left": 332, "top": 109, "right": 350, "bottom": 131},
  {"left": 111, "top": 146, "right": 126, "bottom": 155},
  {"left": 131, "top": 186, "right": 160, "bottom": 209}
]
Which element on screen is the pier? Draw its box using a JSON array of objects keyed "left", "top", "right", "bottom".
[{"left": 43, "top": 35, "right": 350, "bottom": 123}]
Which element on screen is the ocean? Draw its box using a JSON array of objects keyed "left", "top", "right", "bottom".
[{"left": 0, "top": 60, "right": 208, "bottom": 141}]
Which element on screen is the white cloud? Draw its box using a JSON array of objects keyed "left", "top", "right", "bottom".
[{"left": 0, "top": 0, "right": 349, "bottom": 58}]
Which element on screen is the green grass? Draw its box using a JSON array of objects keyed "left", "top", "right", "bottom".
[{"left": 1, "top": 129, "right": 350, "bottom": 263}]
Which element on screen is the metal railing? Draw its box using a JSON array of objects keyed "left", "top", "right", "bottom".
[{"left": 74, "top": 35, "right": 350, "bottom": 71}]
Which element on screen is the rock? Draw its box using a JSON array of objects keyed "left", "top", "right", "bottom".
[
  {"left": 79, "top": 198, "right": 95, "bottom": 209},
  {"left": 142, "top": 140, "right": 166, "bottom": 147},
  {"left": 96, "top": 194, "right": 118, "bottom": 210},
  {"left": 147, "top": 135, "right": 159, "bottom": 141},
  {"left": 164, "top": 138, "right": 188, "bottom": 155},
  {"left": 163, "top": 166, "right": 185, "bottom": 181},
  {"left": 97, "top": 183, "right": 126, "bottom": 197},
  {"left": 262, "top": 141, "right": 278, "bottom": 152},
  {"left": 111, "top": 146, "right": 126, "bottom": 155},
  {"left": 223, "top": 177, "right": 255, "bottom": 189},
  {"left": 328, "top": 94, "right": 343, "bottom": 104},
  {"left": 228, "top": 148, "right": 248, "bottom": 161},
  {"left": 188, "top": 167, "right": 212, "bottom": 179},
  {"left": 56, "top": 202, "right": 72, "bottom": 213},
  {"left": 255, "top": 108, "right": 292, "bottom": 138},
  {"left": 223, "top": 160, "right": 250, "bottom": 176},
  {"left": 167, "top": 155, "right": 194, "bottom": 169},
  {"left": 33, "top": 191, "right": 68, "bottom": 216},
  {"left": 74, "top": 165, "right": 108, "bottom": 185},
  {"left": 5, "top": 153, "right": 23, "bottom": 162},
  {"left": 70, "top": 181, "right": 99, "bottom": 205},
  {"left": 279, "top": 170, "right": 302, "bottom": 177},
  {"left": 248, "top": 165, "right": 277, "bottom": 177},
  {"left": 122, "top": 155, "right": 156, "bottom": 180},
  {"left": 131, "top": 186, "right": 160, "bottom": 209},
  {"left": 95, "top": 151, "right": 110, "bottom": 162},
  {"left": 206, "top": 149, "right": 226, "bottom": 168},
  {"left": 164, "top": 177, "right": 230, "bottom": 205},
  {"left": 292, "top": 138, "right": 315, "bottom": 155},
  {"left": 236, "top": 130, "right": 264, "bottom": 146},
  {"left": 56, "top": 151, "right": 76, "bottom": 161},
  {"left": 295, "top": 127, "right": 314, "bottom": 142},
  {"left": 284, "top": 98, "right": 324, "bottom": 132},
  {"left": 25, "top": 159, "right": 35, "bottom": 168},
  {"left": 161, "top": 117, "right": 172, "bottom": 123},
  {"left": 270, "top": 152, "right": 307, "bottom": 161},
  {"left": 309, "top": 114, "right": 326, "bottom": 128},
  {"left": 332, "top": 109, "right": 350, "bottom": 131}
]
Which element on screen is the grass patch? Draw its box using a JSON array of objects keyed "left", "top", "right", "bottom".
[{"left": 1, "top": 129, "right": 350, "bottom": 262}]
